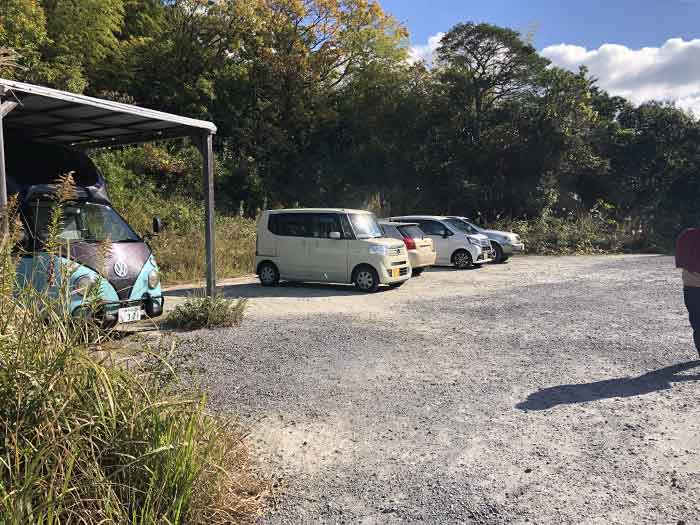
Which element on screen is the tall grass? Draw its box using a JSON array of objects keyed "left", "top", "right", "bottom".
[
  {"left": 93, "top": 148, "right": 257, "bottom": 284},
  {"left": 151, "top": 217, "right": 256, "bottom": 283},
  {"left": 0, "top": 190, "right": 268, "bottom": 523}
]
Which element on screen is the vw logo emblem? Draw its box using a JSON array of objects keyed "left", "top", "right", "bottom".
[{"left": 113, "top": 261, "right": 128, "bottom": 278}]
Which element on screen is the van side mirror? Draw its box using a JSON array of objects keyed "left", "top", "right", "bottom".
[
  {"left": 153, "top": 217, "right": 163, "bottom": 234},
  {"left": 329, "top": 231, "right": 341, "bottom": 240},
  {"left": 442, "top": 230, "right": 451, "bottom": 238},
  {"left": 12, "top": 229, "right": 27, "bottom": 253}
]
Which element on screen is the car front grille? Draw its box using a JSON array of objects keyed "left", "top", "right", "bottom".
[
  {"left": 399, "top": 267, "right": 409, "bottom": 276},
  {"left": 480, "top": 239, "right": 492, "bottom": 248},
  {"left": 392, "top": 261, "right": 408, "bottom": 266}
]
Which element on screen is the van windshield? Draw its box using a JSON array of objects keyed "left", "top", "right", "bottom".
[
  {"left": 348, "top": 213, "right": 382, "bottom": 239},
  {"left": 24, "top": 200, "right": 141, "bottom": 243}
]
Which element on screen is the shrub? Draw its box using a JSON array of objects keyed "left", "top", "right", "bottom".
[
  {"left": 489, "top": 201, "right": 633, "bottom": 255},
  {"left": 0, "top": 198, "right": 268, "bottom": 523},
  {"left": 164, "top": 294, "right": 248, "bottom": 331},
  {"left": 93, "top": 148, "right": 257, "bottom": 284}
]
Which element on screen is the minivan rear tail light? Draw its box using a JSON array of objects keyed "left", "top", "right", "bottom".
[{"left": 403, "top": 236, "right": 416, "bottom": 250}]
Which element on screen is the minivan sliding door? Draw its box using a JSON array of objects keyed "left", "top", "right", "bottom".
[{"left": 306, "top": 213, "right": 349, "bottom": 283}]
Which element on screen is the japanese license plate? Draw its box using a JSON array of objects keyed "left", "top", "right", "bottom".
[
  {"left": 391, "top": 268, "right": 401, "bottom": 278},
  {"left": 118, "top": 306, "right": 142, "bottom": 324}
]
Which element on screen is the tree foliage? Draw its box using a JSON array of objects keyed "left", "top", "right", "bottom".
[{"left": 1, "top": 1, "right": 699, "bottom": 243}]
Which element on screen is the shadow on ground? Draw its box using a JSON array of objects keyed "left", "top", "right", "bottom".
[
  {"left": 166, "top": 280, "right": 398, "bottom": 299},
  {"left": 517, "top": 361, "right": 700, "bottom": 411}
]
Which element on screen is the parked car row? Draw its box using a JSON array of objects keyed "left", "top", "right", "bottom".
[{"left": 255, "top": 208, "right": 523, "bottom": 292}]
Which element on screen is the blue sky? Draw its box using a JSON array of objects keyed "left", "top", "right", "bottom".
[
  {"left": 380, "top": 0, "right": 700, "bottom": 50},
  {"left": 381, "top": 0, "right": 700, "bottom": 115}
]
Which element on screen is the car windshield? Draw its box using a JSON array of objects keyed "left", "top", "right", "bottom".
[
  {"left": 24, "top": 200, "right": 141, "bottom": 243},
  {"left": 445, "top": 218, "right": 479, "bottom": 235},
  {"left": 348, "top": 213, "right": 383, "bottom": 239}
]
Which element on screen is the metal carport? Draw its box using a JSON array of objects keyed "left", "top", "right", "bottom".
[{"left": 0, "top": 78, "right": 217, "bottom": 295}]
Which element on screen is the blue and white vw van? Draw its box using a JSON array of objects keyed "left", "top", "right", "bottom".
[{"left": 8, "top": 141, "right": 164, "bottom": 328}]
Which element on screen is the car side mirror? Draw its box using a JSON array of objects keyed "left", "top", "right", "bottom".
[
  {"left": 329, "top": 231, "right": 341, "bottom": 240},
  {"left": 442, "top": 230, "right": 451, "bottom": 238},
  {"left": 153, "top": 217, "right": 163, "bottom": 234}
]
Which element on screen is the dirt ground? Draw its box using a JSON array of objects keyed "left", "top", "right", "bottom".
[{"left": 172, "top": 255, "right": 700, "bottom": 524}]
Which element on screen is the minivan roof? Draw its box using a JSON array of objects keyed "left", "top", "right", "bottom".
[{"left": 265, "top": 208, "right": 372, "bottom": 214}]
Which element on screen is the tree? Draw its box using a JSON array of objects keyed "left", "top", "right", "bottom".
[
  {"left": 436, "top": 22, "right": 548, "bottom": 143},
  {"left": 0, "top": 0, "right": 48, "bottom": 82}
]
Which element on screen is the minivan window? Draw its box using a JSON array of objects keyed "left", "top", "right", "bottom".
[
  {"left": 269, "top": 213, "right": 311, "bottom": 237},
  {"left": 398, "top": 225, "right": 424, "bottom": 239},
  {"left": 25, "top": 200, "right": 140, "bottom": 243},
  {"left": 339, "top": 214, "right": 355, "bottom": 239},
  {"left": 348, "top": 213, "right": 382, "bottom": 239},
  {"left": 309, "top": 213, "right": 341, "bottom": 238},
  {"left": 446, "top": 218, "right": 478, "bottom": 234}
]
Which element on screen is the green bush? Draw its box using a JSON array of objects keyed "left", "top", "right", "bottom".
[
  {"left": 164, "top": 294, "right": 248, "bottom": 331},
  {"left": 0, "top": 198, "right": 268, "bottom": 524},
  {"left": 489, "top": 201, "right": 635, "bottom": 255},
  {"left": 93, "top": 147, "right": 257, "bottom": 284}
]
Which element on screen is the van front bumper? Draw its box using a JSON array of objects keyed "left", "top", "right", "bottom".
[
  {"left": 377, "top": 262, "right": 411, "bottom": 284},
  {"left": 73, "top": 294, "right": 165, "bottom": 327}
]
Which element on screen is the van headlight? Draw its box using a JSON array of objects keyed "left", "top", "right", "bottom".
[
  {"left": 148, "top": 270, "right": 160, "bottom": 289},
  {"left": 467, "top": 237, "right": 480, "bottom": 245},
  {"left": 73, "top": 274, "right": 97, "bottom": 296},
  {"left": 368, "top": 245, "right": 388, "bottom": 255}
]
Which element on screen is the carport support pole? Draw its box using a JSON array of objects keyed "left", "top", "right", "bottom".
[
  {"left": 201, "top": 133, "right": 216, "bottom": 296},
  {"left": 0, "top": 90, "right": 7, "bottom": 237}
]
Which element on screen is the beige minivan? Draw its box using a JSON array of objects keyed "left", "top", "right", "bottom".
[{"left": 255, "top": 209, "right": 411, "bottom": 292}]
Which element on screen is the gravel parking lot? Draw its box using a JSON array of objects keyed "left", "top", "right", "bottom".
[{"left": 174, "top": 255, "right": 700, "bottom": 524}]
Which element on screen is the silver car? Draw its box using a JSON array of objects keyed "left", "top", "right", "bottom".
[{"left": 448, "top": 217, "right": 524, "bottom": 263}]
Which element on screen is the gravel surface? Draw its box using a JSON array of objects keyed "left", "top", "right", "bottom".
[{"left": 173, "top": 255, "right": 700, "bottom": 524}]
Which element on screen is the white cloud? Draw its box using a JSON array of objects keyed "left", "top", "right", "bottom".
[
  {"left": 408, "top": 32, "right": 444, "bottom": 64},
  {"left": 541, "top": 38, "right": 700, "bottom": 116},
  {"left": 410, "top": 33, "right": 700, "bottom": 115}
]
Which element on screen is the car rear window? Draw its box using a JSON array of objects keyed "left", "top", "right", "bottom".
[
  {"left": 380, "top": 224, "right": 401, "bottom": 239},
  {"left": 398, "top": 225, "right": 424, "bottom": 239}
]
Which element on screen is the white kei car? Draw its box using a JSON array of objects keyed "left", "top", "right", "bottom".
[{"left": 390, "top": 215, "right": 494, "bottom": 269}]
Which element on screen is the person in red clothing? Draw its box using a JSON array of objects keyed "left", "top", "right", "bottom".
[{"left": 676, "top": 228, "right": 700, "bottom": 356}]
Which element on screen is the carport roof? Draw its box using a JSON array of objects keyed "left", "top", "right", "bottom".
[{"left": 0, "top": 78, "right": 216, "bottom": 148}]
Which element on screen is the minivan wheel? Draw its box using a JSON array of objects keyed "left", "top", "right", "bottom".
[
  {"left": 412, "top": 267, "right": 424, "bottom": 277},
  {"left": 354, "top": 266, "right": 380, "bottom": 293},
  {"left": 452, "top": 249, "right": 473, "bottom": 269},
  {"left": 258, "top": 262, "right": 280, "bottom": 286}
]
